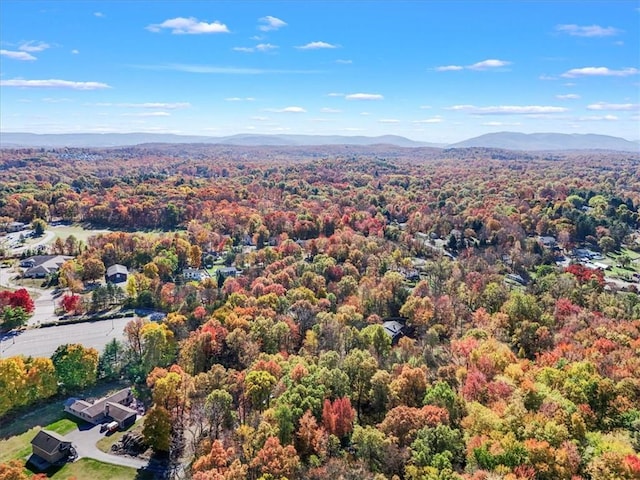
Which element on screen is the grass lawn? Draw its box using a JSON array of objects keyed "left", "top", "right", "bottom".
[
  {"left": 0, "top": 426, "right": 40, "bottom": 463},
  {"left": 49, "top": 225, "right": 111, "bottom": 244},
  {"left": 48, "top": 458, "right": 153, "bottom": 480},
  {"left": 0, "top": 419, "right": 82, "bottom": 463},
  {"left": 45, "top": 418, "right": 81, "bottom": 436}
]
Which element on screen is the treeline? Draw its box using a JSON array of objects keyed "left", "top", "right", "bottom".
[{"left": 0, "top": 148, "right": 639, "bottom": 479}]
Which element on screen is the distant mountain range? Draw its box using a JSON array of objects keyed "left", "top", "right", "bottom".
[
  {"left": 1, "top": 131, "right": 638, "bottom": 152},
  {"left": 447, "top": 132, "right": 639, "bottom": 152},
  {"left": 0, "top": 132, "right": 438, "bottom": 149}
]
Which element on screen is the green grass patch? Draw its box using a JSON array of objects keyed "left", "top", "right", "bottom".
[
  {"left": 0, "top": 419, "right": 82, "bottom": 463},
  {"left": 0, "top": 426, "right": 39, "bottom": 463},
  {"left": 48, "top": 458, "right": 151, "bottom": 480},
  {"left": 49, "top": 225, "right": 111, "bottom": 244},
  {"left": 45, "top": 418, "right": 81, "bottom": 436}
]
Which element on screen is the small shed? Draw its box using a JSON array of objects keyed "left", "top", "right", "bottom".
[
  {"left": 30, "top": 429, "right": 72, "bottom": 465},
  {"left": 106, "top": 264, "right": 129, "bottom": 283}
]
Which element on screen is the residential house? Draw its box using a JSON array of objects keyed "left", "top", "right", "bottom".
[
  {"left": 183, "top": 268, "right": 207, "bottom": 281},
  {"left": 106, "top": 264, "right": 128, "bottom": 284},
  {"left": 30, "top": 429, "right": 72, "bottom": 466},
  {"left": 21, "top": 255, "right": 72, "bottom": 279},
  {"left": 6, "top": 221, "right": 27, "bottom": 233},
  {"left": 64, "top": 388, "right": 137, "bottom": 429},
  {"left": 537, "top": 236, "right": 557, "bottom": 249},
  {"left": 383, "top": 319, "right": 409, "bottom": 345},
  {"left": 219, "top": 266, "right": 240, "bottom": 278}
]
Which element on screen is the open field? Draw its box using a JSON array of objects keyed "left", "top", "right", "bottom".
[
  {"left": 49, "top": 225, "right": 111, "bottom": 244},
  {"left": 0, "top": 426, "right": 39, "bottom": 463},
  {"left": 48, "top": 458, "right": 150, "bottom": 480}
]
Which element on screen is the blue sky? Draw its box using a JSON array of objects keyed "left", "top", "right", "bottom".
[{"left": 1, "top": 1, "right": 638, "bottom": 143}]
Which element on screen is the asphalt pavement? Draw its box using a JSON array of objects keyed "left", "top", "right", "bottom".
[{"left": 0, "top": 317, "right": 130, "bottom": 358}]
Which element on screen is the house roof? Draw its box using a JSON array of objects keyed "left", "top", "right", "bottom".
[
  {"left": 31, "top": 430, "right": 70, "bottom": 454},
  {"left": 383, "top": 320, "right": 405, "bottom": 338},
  {"left": 106, "top": 402, "right": 137, "bottom": 422},
  {"left": 22, "top": 255, "right": 71, "bottom": 276},
  {"left": 106, "top": 264, "right": 128, "bottom": 276},
  {"left": 66, "top": 388, "right": 132, "bottom": 418}
]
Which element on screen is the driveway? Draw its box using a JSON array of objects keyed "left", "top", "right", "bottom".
[{"left": 65, "top": 423, "right": 149, "bottom": 469}]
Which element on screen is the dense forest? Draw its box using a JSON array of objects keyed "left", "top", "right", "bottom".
[{"left": 1, "top": 145, "right": 640, "bottom": 480}]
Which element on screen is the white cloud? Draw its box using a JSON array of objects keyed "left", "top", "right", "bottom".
[
  {"left": 266, "top": 106, "right": 307, "bottom": 113},
  {"left": 556, "top": 24, "right": 621, "bottom": 37},
  {"left": 71, "top": 49, "right": 80, "bottom": 54},
  {"left": 539, "top": 74, "right": 557, "bottom": 80},
  {"left": 468, "top": 59, "right": 511, "bottom": 70},
  {"left": 360, "top": 112, "right": 371, "bottom": 116},
  {"left": 413, "top": 117, "right": 443, "bottom": 124},
  {"left": 296, "top": 41, "right": 338, "bottom": 50},
  {"left": 256, "top": 43, "right": 278, "bottom": 52},
  {"left": 19, "top": 41, "right": 50, "bottom": 52},
  {"left": 556, "top": 94, "right": 580, "bottom": 100},
  {"left": 234, "top": 43, "right": 278, "bottom": 53},
  {"left": 42, "top": 97, "right": 72, "bottom": 103},
  {"left": 587, "top": 102, "right": 639, "bottom": 111},
  {"left": 336, "top": 59, "right": 352, "bottom": 64},
  {"left": 0, "top": 79, "right": 111, "bottom": 90},
  {"left": 481, "top": 121, "right": 522, "bottom": 126},
  {"left": 0, "top": 50, "right": 36, "bottom": 61},
  {"left": 251, "top": 116, "right": 269, "bottom": 121},
  {"left": 345, "top": 93, "right": 384, "bottom": 101},
  {"left": 577, "top": 115, "right": 618, "bottom": 121},
  {"left": 320, "top": 107, "right": 341, "bottom": 113},
  {"left": 378, "top": 118, "right": 400, "bottom": 123},
  {"left": 147, "top": 17, "right": 229, "bottom": 34},
  {"left": 95, "top": 102, "right": 190, "bottom": 109},
  {"left": 419, "top": 105, "right": 432, "bottom": 109},
  {"left": 258, "top": 16, "right": 287, "bottom": 31},
  {"left": 561, "top": 67, "right": 639, "bottom": 78},
  {"left": 225, "top": 97, "right": 255, "bottom": 102},
  {"left": 138, "top": 63, "right": 319, "bottom": 74},
  {"left": 94, "top": 12, "right": 104, "bottom": 17},
  {"left": 327, "top": 92, "right": 344, "bottom": 97},
  {"left": 122, "top": 111, "right": 171, "bottom": 117},
  {"left": 436, "top": 65, "right": 464, "bottom": 72},
  {"left": 446, "top": 104, "right": 567, "bottom": 115},
  {"left": 436, "top": 59, "right": 511, "bottom": 72}
]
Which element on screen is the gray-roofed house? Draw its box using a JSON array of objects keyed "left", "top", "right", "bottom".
[
  {"left": 30, "top": 429, "right": 72, "bottom": 466},
  {"left": 106, "top": 264, "right": 128, "bottom": 283},
  {"left": 22, "top": 255, "right": 72, "bottom": 279},
  {"left": 64, "top": 387, "right": 136, "bottom": 428},
  {"left": 219, "top": 266, "right": 240, "bottom": 278}
]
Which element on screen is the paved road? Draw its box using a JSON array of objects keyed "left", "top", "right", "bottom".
[
  {"left": 0, "top": 317, "right": 130, "bottom": 358},
  {"left": 65, "top": 424, "right": 149, "bottom": 470}
]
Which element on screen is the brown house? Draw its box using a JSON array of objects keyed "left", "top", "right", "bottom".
[{"left": 30, "top": 429, "right": 72, "bottom": 466}]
